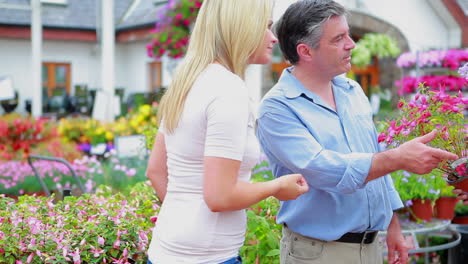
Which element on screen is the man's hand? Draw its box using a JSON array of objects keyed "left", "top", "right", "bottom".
[
  {"left": 453, "top": 189, "right": 468, "bottom": 205},
  {"left": 387, "top": 213, "right": 410, "bottom": 264},
  {"left": 396, "top": 130, "right": 458, "bottom": 175}
]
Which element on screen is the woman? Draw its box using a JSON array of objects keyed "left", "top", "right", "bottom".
[{"left": 146, "top": 0, "right": 309, "bottom": 263}]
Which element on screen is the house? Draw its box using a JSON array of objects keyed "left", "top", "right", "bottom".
[{"left": 0, "top": 0, "right": 173, "bottom": 116}]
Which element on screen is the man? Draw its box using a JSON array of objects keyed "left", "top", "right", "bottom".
[{"left": 256, "top": 1, "right": 459, "bottom": 263}]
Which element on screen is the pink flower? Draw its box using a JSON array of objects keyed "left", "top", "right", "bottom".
[
  {"left": 377, "top": 132, "right": 386, "bottom": 143},
  {"left": 26, "top": 253, "right": 34, "bottom": 263}
]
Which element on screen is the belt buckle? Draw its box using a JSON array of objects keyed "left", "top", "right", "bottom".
[{"left": 361, "top": 231, "right": 376, "bottom": 244}]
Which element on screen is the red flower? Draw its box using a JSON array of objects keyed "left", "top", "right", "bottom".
[{"left": 455, "top": 163, "right": 467, "bottom": 177}]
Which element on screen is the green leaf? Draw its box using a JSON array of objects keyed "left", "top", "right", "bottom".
[{"left": 266, "top": 249, "right": 280, "bottom": 256}]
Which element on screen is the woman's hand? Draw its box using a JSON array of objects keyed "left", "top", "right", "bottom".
[
  {"left": 273, "top": 174, "right": 309, "bottom": 201},
  {"left": 453, "top": 189, "right": 468, "bottom": 205}
]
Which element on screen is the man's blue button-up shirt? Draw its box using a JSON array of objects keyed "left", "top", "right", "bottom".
[{"left": 256, "top": 67, "right": 403, "bottom": 241}]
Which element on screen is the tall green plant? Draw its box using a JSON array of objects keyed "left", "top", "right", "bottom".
[{"left": 351, "top": 33, "right": 401, "bottom": 67}]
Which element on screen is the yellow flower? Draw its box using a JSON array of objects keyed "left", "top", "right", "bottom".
[
  {"left": 96, "top": 127, "right": 104, "bottom": 135},
  {"left": 105, "top": 131, "right": 114, "bottom": 141},
  {"left": 139, "top": 104, "right": 151, "bottom": 116}
]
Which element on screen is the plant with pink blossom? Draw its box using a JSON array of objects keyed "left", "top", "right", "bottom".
[
  {"left": 0, "top": 183, "right": 159, "bottom": 264},
  {"left": 378, "top": 85, "right": 467, "bottom": 182},
  {"left": 459, "top": 62, "right": 468, "bottom": 79},
  {"left": 396, "top": 74, "right": 467, "bottom": 96},
  {"left": 146, "top": 0, "right": 203, "bottom": 59},
  {"left": 396, "top": 49, "right": 468, "bottom": 70},
  {"left": 0, "top": 160, "right": 95, "bottom": 196},
  {"left": 0, "top": 150, "right": 147, "bottom": 196}
]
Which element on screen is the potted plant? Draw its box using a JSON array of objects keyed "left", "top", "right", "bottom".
[
  {"left": 432, "top": 173, "right": 458, "bottom": 220},
  {"left": 391, "top": 170, "right": 440, "bottom": 222},
  {"left": 379, "top": 84, "right": 468, "bottom": 191},
  {"left": 351, "top": 33, "right": 401, "bottom": 68},
  {"left": 453, "top": 201, "right": 468, "bottom": 225}
]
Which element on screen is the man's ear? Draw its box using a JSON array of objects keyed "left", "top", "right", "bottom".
[{"left": 296, "top": 43, "right": 314, "bottom": 62}]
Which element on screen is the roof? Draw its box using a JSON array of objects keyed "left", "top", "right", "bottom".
[{"left": 0, "top": 0, "right": 162, "bottom": 31}]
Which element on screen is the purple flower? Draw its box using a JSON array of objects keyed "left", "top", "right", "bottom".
[
  {"left": 459, "top": 62, "right": 468, "bottom": 79},
  {"left": 78, "top": 143, "right": 91, "bottom": 152}
]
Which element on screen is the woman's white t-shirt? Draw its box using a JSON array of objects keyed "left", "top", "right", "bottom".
[{"left": 147, "top": 64, "right": 260, "bottom": 264}]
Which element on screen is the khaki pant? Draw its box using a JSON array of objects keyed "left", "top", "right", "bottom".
[{"left": 280, "top": 226, "right": 383, "bottom": 264}]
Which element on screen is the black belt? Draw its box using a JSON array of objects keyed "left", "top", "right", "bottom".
[{"left": 335, "top": 231, "right": 378, "bottom": 244}]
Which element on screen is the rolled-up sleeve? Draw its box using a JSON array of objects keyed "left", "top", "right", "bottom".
[{"left": 257, "top": 110, "right": 372, "bottom": 194}]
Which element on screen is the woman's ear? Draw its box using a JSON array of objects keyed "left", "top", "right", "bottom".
[{"left": 296, "top": 43, "right": 314, "bottom": 62}]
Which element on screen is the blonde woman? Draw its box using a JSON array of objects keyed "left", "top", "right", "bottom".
[{"left": 145, "top": 0, "right": 309, "bottom": 263}]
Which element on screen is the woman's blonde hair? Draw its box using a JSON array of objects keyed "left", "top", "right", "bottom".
[{"left": 158, "top": 0, "right": 273, "bottom": 133}]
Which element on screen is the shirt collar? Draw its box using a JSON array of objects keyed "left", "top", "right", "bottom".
[{"left": 279, "top": 66, "right": 355, "bottom": 99}]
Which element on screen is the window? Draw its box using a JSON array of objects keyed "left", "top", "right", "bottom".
[
  {"left": 149, "top": 61, "right": 162, "bottom": 91},
  {"left": 42, "top": 62, "right": 71, "bottom": 97}
]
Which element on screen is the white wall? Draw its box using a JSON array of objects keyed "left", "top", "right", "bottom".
[
  {"left": 42, "top": 40, "right": 101, "bottom": 89},
  {"left": 274, "top": 0, "right": 460, "bottom": 51},
  {"left": 117, "top": 40, "right": 178, "bottom": 99},
  {"left": 116, "top": 40, "right": 147, "bottom": 94},
  {"left": 339, "top": 0, "right": 459, "bottom": 50},
  {"left": 0, "top": 38, "right": 33, "bottom": 113}
]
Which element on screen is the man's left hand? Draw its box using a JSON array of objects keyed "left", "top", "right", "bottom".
[
  {"left": 387, "top": 213, "right": 410, "bottom": 264},
  {"left": 453, "top": 189, "right": 468, "bottom": 205}
]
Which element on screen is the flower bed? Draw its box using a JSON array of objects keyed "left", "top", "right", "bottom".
[
  {"left": 396, "top": 75, "right": 467, "bottom": 95},
  {"left": 59, "top": 104, "right": 158, "bottom": 148},
  {"left": 0, "top": 150, "right": 148, "bottom": 196},
  {"left": 0, "top": 183, "right": 159, "bottom": 264},
  {"left": 0, "top": 114, "right": 80, "bottom": 161},
  {"left": 0, "top": 159, "right": 287, "bottom": 264}
]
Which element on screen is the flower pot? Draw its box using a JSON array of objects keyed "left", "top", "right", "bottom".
[
  {"left": 434, "top": 196, "right": 458, "bottom": 220},
  {"left": 448, "top": 176, "right": 468, "bottom": 192},
  {"left": 452, "top": 216, "right": 468, "bottom": 225},
  {"left": 409, "top": 199, "right": 433, "bottom": 222}
]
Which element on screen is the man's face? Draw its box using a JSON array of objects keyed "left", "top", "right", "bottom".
[{"left": 313, "top": 15, "right": 355, "bottom": 77}]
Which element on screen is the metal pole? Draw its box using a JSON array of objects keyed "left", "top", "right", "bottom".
[
  {"left": 31, "top": 0, "right": 42, "bottom": 117},
  {"left": 27, "top": 155, "right": 87, "bottom": 196},
  {"left": 101, "top": 0, "right": 115, "bottom": 122}
]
